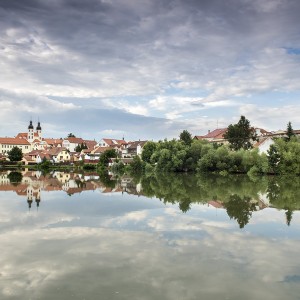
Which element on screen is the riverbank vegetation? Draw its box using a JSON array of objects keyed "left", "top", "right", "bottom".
[
  {"left": 140, "top": 137, "right": 300, "bottom": 176},
  {"left": 139, "top": 118, "right": 300, "bottom": 176}
]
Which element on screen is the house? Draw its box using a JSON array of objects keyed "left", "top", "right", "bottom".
[
  {"left": 97, "top": 138, "right": 127, "bottom": 148},
  {"left": 194, "top": 127, "right": 270, "bottom": 145},
  {"left": 194, "top": 128, "right": 228, "bottom": 143},
  {"left": 83, "top": 146, "right": 112, "bottom": 162},
  {"left": 26, "top": 150, "right": 44, "bottom": 162},
  {"left": 254, "top": 137, "right": 275, "bottom": 154},
  {"left": 47, "top": 147, "right": 70, "bottom": 163},
  {"left": 124, "top": 141, "right": 147, "bottom": 157},
  {"left": 62, "top": 137, "right": 84, "bottom": 152},
  {"left": 255, "top": 128, "right": 270, "bottom": 139},
  {"left": 22, "top": 155, "right": 35, "bottom": 165},
  {"left": 36, "top": 153, "right": 53, "bottom": 164},
  {"left": 83, "top": 140, "right": 97, "bottom": 150},
  {"left": 43, "top": 138, "right": 63, "bottom": 149}
]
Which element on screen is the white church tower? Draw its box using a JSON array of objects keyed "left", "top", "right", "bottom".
[
  {"left": 36, "top": 121, "right": 42, "bottom": 139},
  {"left": 27, "top": 120, "right": 34, "bottom": 143}
]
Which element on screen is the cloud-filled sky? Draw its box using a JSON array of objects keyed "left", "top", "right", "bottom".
[{"left": 1, "top": 0, "right": 300, "bottom": 140}]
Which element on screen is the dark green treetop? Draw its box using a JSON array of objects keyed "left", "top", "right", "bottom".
[
  {"left": 224, "top": 116, "right": 258, "bottom": 150},
  {"left": 179, "top": 130, "right": 192, "bottom": 146},
  {"left": 286, "top": 121, "right": 295, "bottom": 141},
  {"left": 8, "top": 146, "right": 23, "bottom": 162},
  {"left": 141, "top": 141, "right": 157, "bottom": 163}
]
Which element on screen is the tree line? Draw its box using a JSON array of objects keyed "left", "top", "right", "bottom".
[{"left": 139, "top": 116, "right": 300, "bottom": 176}]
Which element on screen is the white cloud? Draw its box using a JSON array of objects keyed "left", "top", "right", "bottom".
[
  {"left": 1, "top": 0, "right": 300, "bottom": 138},
  {"left": 239, "top": 103, "right": 300, "bottom": 130}
]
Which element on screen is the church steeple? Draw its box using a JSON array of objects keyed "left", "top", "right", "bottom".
[
  {"left": 28, "top": 120, "right": 34, "bottom": 130},
  {"left": 28, "top": 120, "right": 34, "bottom": 142},
  {"left": 36, "top": 121, "right": 42, "bottom": 139},
  {"left": 36, "top": 121, "right": 41, "bottom": 131}
]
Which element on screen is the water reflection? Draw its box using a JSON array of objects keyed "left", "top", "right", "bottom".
[
  {"left": 0, "top": 170, "right": 300, "bottom": 300},
  {"left": 1, "top": 170, "right": 300, "bottom": 228}
]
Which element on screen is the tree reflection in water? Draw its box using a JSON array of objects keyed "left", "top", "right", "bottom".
[
  {"left": 224, "top": 195, "right": 256, "bottom": 229},
  {"left": 1, "top": 170, "right": 300, "bottom": 228},
  {"left": 138, "top": 172, "right": 300, "bottom": 227}
]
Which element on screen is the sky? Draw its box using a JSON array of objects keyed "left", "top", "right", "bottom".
[{"left": 1, "top": 0, "right": 300, "bottom": 141}]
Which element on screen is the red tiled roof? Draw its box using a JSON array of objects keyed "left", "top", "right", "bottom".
[
  {"left": 0, "top": 137, "right": 30, "bottom": 145},
  {"left": 47, "top": 147, "right": 68, "bottom": 156},
  {"left": 15, "top": 133, "right": 28, "bottom": 139},
  {"left": 83, "top": 140, "right": 97, "bottom": 149},
  {"left": 127, "top": 141, "right": 147, "bottom": 150},
  {"left": 203, "top": 128, "right": 227, "bottom": 139},
  {"left": 66, "top": 137, "right": 84, "bottom": 143},
  {"left": 102, "top": 138, "right": 127, "bottom": 146},
  {"left": 28, "top": 150, "right": 44, "bottom": 156},
  {"left": 92, "top": 146, "right": 112, "bottom": 154},
  {"left": 43, "top": 138, "right": 63, "bottom": 145}
]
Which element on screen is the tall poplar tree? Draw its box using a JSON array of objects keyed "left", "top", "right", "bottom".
[{"left": 286, "top": 121, "right": 295, "bottom": 141}]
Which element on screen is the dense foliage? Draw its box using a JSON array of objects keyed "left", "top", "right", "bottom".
[
  {"left": 179, "top": 130, "right": 192, "bottom": 146},
  {"left": 97, "top": 149, "right": 118, "bottom": 169},
  {"left": 139, "top": 125, "right": 300, "bottom": 176},
  {"left": 7, "top": 171, "right": 23, "bottom": 185},
  {"left": 223, "top": 116, "right": 258, "bottom": 150},
  {"left": 8, "top": 146, "right": 23, "bottom": 162}
]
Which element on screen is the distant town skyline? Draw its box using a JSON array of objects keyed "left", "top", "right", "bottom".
[{"left": 1, "top": 0, "right": 300, "bottom": 140}]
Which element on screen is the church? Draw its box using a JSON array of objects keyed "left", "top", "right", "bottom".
[{"left": 0, "top": 121, "right": 46, "bottom": 155}]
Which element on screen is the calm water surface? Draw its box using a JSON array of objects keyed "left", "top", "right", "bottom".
[{"left": 0, "top": 170, "right": 299, "bottom": 300}]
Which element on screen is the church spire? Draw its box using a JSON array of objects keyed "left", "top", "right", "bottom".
[
  {"left": 36, "top": 121, "right": 41, "bottom": 131},
  {"left": 28, "top": 120, "right": 34, "bottom": 129}
]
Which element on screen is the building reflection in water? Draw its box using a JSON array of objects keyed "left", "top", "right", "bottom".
[{"left": 0, "top": 170, "right": 299, "bottom": 227}]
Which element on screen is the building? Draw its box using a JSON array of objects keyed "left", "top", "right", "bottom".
[
  {"left": 123, "top": 141, "right": 147, "bottom": 157},
  {"left": 0, "top": 137, "right": 31, "bottom": 155},
  {"left": 194, "top": 128, "right": 228, "bottom": 143}
]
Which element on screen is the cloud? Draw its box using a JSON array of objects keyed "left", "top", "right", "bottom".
[
  {"left": 1, "top": 0, "right": 300, "bottom": 137},
  {"left": 239, "top": 103, "right": 300, "bottom": 131}
]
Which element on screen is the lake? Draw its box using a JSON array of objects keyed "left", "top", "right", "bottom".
[{"left": 0, "top": 170, "right": 299, "bottom": 300}]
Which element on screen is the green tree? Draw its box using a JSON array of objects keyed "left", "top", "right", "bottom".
[
  {"left": 75, "top": 144, "right": 81, "bottom": 152},
  {"left": 285, "top": 209, "right": 293, "bottom": 226},
  {"left": 286, "top": 121, "right": 295, "bottom": 141},
  {"left": 129, "top": 155, "right": 144, "bottom": 173},
  {"left": 224, "top": 116, "right": 257, "bottom": 150},
  {"left": 8, "top": 146, "right": 23, "bottom": 162},
  {"left": 224, "top": 194, "right": 256, "bottom": 229},
  {"left": 141, "top": 141, "right": 157, "bottom": 163},
  {"left": 273, "top": 138, "right": 300, "bottom": 175},
  {"left": 75, "top": 143, "right": 88, "bottom": 152},
  {"left": 7, "top": 171, "right": 23, "bottom": 186},
  {"left": 98, "top": 149, "right": 118, "bottom": 168},
  {"left": 67, "top": 133, "right": 76, "bottom": 138},
  {"left": 179, "top": 130, "right": 192, "bottom": 146},
  {"left": 267, "top": 144, "right": 280, "bottom": 173}
]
